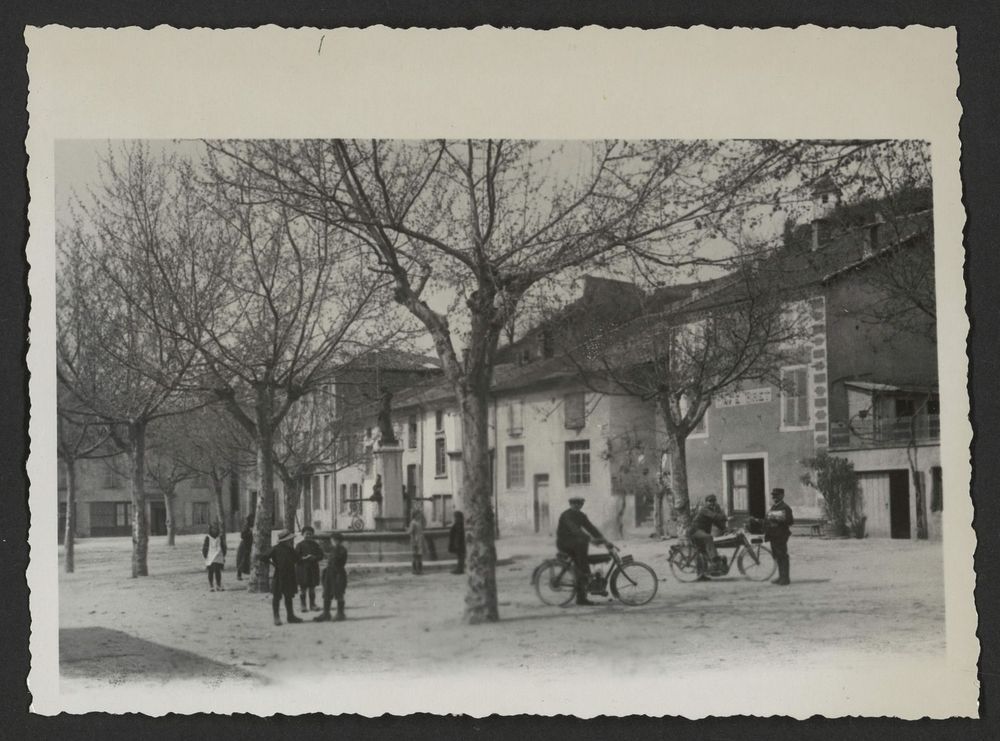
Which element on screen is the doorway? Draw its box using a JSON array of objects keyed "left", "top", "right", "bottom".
[
  {"left": 406, "top": 464, "right": 418, "bottom": 521},
  {"left": 858, "top": 469, "right": 911, "bottom": 538},
  {"left": 726, "top": 458, "right": 766, "bottom": 518},
  {"left": 533, "top": 474, "right": 550, "bottom": 534},
  {"left": 149, "top": 501, "right": 167, "bottom": 536},
  {"left": 889, "top": 469, "right": 911, "bottom": 539}
]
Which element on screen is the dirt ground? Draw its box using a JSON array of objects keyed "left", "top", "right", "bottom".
[{"left": 57, "top": 530, "right": 946, "bottom": 697}]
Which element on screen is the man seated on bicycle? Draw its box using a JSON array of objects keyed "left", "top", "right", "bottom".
[
  {"left": 556, "top": 496, "right": 606, "bottom": 606},
  {"left": 687, "top": 494, "right": 728, "bottom": 581}
]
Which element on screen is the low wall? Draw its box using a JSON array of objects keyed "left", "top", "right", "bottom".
[{"left": 314, "top": 528, "right": 451, "bottom": 563}]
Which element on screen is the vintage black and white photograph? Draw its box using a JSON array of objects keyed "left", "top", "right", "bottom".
[{"left": 26, "top": 27, "right": 975, "bottom": 718}]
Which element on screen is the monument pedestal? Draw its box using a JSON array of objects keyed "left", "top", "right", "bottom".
[{"left": 372, "top": 443, "right": 405, "bottom": 531}]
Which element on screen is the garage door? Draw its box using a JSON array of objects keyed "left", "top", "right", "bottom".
[{"left": 857, "top": 470, "right": 911, "bottom": 539}]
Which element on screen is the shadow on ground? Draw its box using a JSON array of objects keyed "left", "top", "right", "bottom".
[{"left": 60, "top": 627, "right": 265, "bottom": 685}]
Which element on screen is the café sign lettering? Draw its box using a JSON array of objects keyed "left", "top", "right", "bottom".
[{"left": 714, "top": 388, "right": 772, "bottom": 408}]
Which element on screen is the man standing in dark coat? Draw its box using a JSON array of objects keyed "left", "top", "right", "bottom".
[
  {"left": 261, "top": 529, "right": 302, "bottom": 625},
  {"left": 315, "top": 531, "right": 349, "bottom": 622},
  {"left": 765, "top": 487, "right": 794, "bottom": 585},
  {"left": 556, "top": 496, "right": 606, "bottom": 606}
]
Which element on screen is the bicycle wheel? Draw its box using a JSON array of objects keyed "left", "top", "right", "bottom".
[
  {"left": 535, "top": 561, "right": 577, "bottom": 607},
  {"left": 610, "top": 561, "right": 659, "bottom": 606},
  {"left": 668, "top": 544, "right": 702, "bottom": 583},
  {"left": 737, "top": 544, "right": 777, "bottom": 581}
]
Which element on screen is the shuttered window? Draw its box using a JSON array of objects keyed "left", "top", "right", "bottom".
[
  {"left": 564, "top": 392, "right": 586, "bottom": 429},
  {"left": 781, "top": 366, "right": 810, "bottom": 429}
]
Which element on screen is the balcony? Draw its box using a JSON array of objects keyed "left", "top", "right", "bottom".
[{"left": 829, "top": 414, "right": 940, "bottom": 449}]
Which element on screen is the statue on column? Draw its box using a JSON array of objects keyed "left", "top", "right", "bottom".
[{"left": 377, "top": 387, "right": 397, "bottom": 446}]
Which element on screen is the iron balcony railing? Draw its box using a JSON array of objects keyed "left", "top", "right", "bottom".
[{"left": 829, "top": 414, "right": 940, "bottom": 449}]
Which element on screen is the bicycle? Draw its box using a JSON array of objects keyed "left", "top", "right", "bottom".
[
  {"left": 532, "top": 542, "right": 659, "bottom": 607},
  {"left": 666, "top": 527, "right": 776, "bottom": 582}
]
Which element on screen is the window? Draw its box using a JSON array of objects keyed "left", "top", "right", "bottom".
[
  {"left": 349, "top": 483, "right": 361, "bottom": 515},
  {"left": 192, "top": 502, "right": 211, "bottom": 526},
  {"left": 435, "top": 410, "right": 445, "bottom": 433},
  {"left": 780, "top": 366, "right": 810, "bottom": 429},
  {"left": 431, "top": 494, "right": 454, "bottom": 526},
  {"left": 89, "top": 501, "right": 132, "bottom": 535},
  {"left": 564, "top": 392, "right": 586, "bottom": 430},
  {"left": 931, "top": 466, "right": 943, "bottom": 513},
  {"left": 408, "top": 415, "right": 418, "bottom": 449},
  {"left": 340, "top": 483, "right": 348, "bottom": 513},
  {"left": 895, "top": 398, "right": 916, "bottom": 419},
  {"left": 58, "top": 463, "right": 67, "bottom": 490},
  {"left": 691, "top": 408, "right": 708, "bottom": 437},
  {"left": 565, "top": 440, "right": 591, "bottom": 485},
  {"left": 435, "top": 437, "right": 448, "bottom": 477},
  {"left": 506, "top": 445, "right": 525, "bottom": 489},
  {"left": 540, "top": 328, "right": 555, "bottom": 358},
  {"left": 102, "top": 463, "right": 122, "bottom": 489},
  {"left": 115, "top": 502, "right": 131, "bottom": 527},
  {"left": 508, "top": 400, "right": 524, "bottom": 436}
]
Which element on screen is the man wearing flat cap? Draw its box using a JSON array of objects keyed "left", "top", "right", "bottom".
[
  {"left": 765, "top": 488, "right": 794, "bottom": 585},
  {"left": 556, "top": 496, "right": 606, "bottom": 606}
]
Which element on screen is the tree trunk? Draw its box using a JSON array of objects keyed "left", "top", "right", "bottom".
[
  {"left": 653, "top": 487, "right": 665, "bottom": 539},
  {"left": 130, "top": 421, "right": 149, "bottom": 577},
  {"left": 283, "top": 477, "right": 301, "bottom": 533},
  {"left": 213, "top": 476, "right": 226, "bottom": 532},
  {"left": 669, "top": 437, "right": 692, "bottom": 531},
  {"left": 460, "top": 388, "right": 499, "bottom": 624},
  {"left": 64, "top": 459, "right": 77, "bottom": 573},
  {"left": 248, "top": 422, "right": 276, "bottom": 593},
  {"left": 163, "top": 490, "right": 176, "bottom": 546}
]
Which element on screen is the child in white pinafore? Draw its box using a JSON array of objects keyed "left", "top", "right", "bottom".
[{"left": 202, "top": 523, "right": 227, "bottom": 591}]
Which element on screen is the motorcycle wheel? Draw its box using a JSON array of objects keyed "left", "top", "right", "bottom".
[
  {"left": 611, "top": 562, "right": 659, "bottom": 606},
  {"left": 535, "top": 561, "right": 577, "bottom": 606},
  {"left": 737, "top": 544, "right": 777, "bottom": 581},
  {"left": 667, "top": 544, "right": 702, "bottom": 583}
]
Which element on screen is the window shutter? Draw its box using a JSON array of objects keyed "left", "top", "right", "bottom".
[
  {"left": 796, "top": 368, "right": 809, "bottom": 425},
  {"left": 564, "top": 393, "right": 585, "bottom": 429}
]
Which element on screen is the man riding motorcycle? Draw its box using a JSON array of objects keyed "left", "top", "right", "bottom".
[
  {"left": 687, "top": 494, "right": 728, "bottom": 581},
  {"left": 556, "top": 496, "right": 607, "bottom": 606}
]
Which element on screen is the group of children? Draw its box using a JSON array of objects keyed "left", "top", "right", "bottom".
[
  {"left": 200, "top": 521, "right": 349, "bottom": 626},
  {"left": 203, "top": 507, "right": 469, "bottom": 624}
]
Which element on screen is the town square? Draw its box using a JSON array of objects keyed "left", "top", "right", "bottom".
[{"left": 22, "top": 25, "right": 977, "bottom": 720}]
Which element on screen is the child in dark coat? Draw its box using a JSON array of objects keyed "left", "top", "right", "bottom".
[
  {"left": 314, "top": 531, "right": 348, "bottom": 622},
  {"left": 235, "top": 513, "right": 254, "bottom": 580},
  {"left": 295, "top": 526, "right": 324, "bottom": 612}
]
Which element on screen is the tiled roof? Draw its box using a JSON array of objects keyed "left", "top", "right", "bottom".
[{"left": 345, "top": 348, "right": 441, "bottom": 372}]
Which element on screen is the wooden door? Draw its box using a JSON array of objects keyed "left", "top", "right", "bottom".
[
  {"left": 858, "top": 472, "right": 891, "bottom": 537},
  {"left": 533, "top": 474, "right": 550, "bottom": 534}
]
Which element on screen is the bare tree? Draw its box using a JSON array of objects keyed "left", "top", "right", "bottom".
[
  {"left": 272, "top": 384, "right": 369, "bottom": 532},
  {"left": 56, "top": 382, "right": 111, "bottom": 573},
  {"left": 102, "top": 147, "right": 406, "bottom": 593},
  {"left": 57, "top": 155, "right": 202, "bottom": 577},
  {"left": 143, "top": 432, "right": 197, "bottom": 547},
  {"left": 198, "top": 138, "right": 876, "bottom": 622},
  {"left": 567, "top": 262, "right": 812, "bottom": 530}
]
